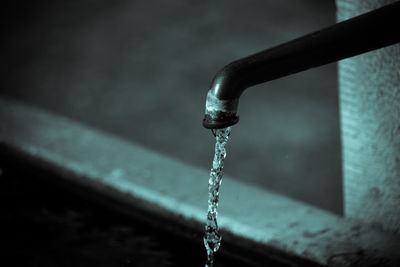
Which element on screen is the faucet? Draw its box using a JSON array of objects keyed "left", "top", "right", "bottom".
[{"left": 203, "top": 1, "right": 400, "bottom": 129}]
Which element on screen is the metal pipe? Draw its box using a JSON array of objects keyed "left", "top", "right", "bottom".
[{"left": 203, "top": 1, "right": 400, "bottom": 129}]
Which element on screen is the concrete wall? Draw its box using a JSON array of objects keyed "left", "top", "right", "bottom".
[
  {"left": 337, "top": 0, "right": 400, "bottom": 232},
  {"left": 1, "top": 0, "right": 342, "bottom": 214}
]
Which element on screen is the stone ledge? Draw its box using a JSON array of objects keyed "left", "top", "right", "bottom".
[{"left": 0, "top": 97, "right": 399, "bottom": 266}]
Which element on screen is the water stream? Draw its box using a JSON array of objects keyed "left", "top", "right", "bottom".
[{"left": 203, "top": 126, "right": 232, "bottom": 267}]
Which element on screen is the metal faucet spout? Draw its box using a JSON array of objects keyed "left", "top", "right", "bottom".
[{"left": 203, "top": 1, "right": 400, "bottom": 129}]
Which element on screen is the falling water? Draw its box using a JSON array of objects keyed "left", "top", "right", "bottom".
[{"left": 203, "top": 126, "right": 232, "bottom": 267}]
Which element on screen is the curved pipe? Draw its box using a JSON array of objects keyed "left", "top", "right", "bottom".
[{"left": 203, "top": 1, "right": 400, "bottom": 129}]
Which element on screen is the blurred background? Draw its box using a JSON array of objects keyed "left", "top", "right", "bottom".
[{"left": 1, "top": 0, "right": 341, "bottom": 214}]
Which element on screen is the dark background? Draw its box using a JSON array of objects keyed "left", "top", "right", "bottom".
[{"left": 1, "top": 0, "right": 341, "bottom": 214}]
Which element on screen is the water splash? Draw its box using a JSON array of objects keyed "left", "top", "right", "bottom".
[{"left": 204, "top": 126, "right": 232, "bottom": 267}]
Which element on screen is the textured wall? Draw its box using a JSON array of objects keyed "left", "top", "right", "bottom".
[{"left": 337, "top": 0, "right": 400, "bottom": 232}]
